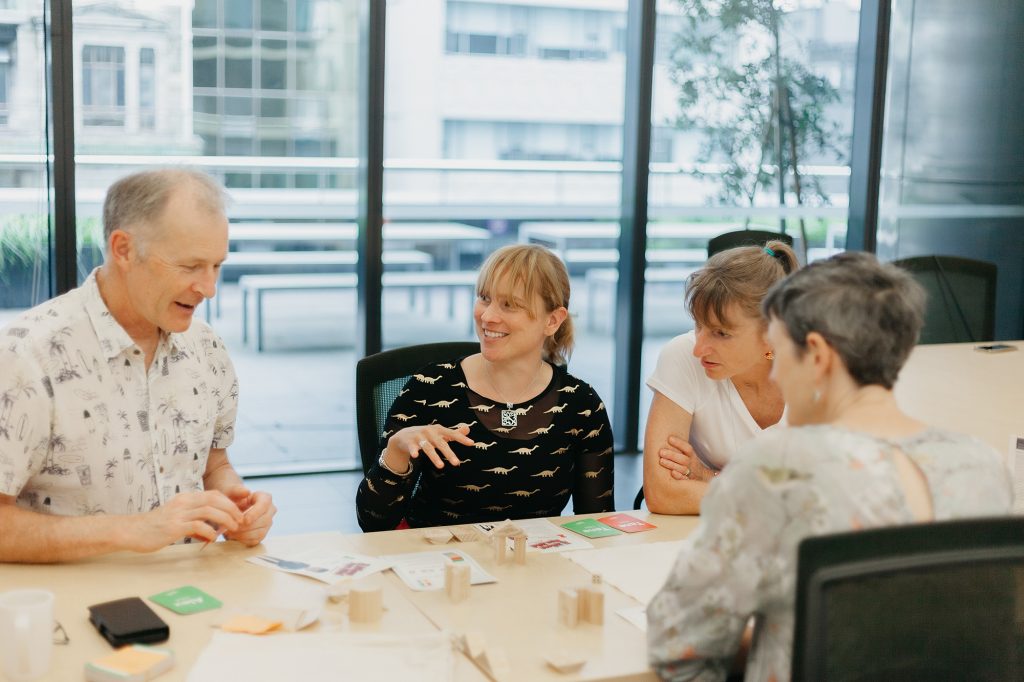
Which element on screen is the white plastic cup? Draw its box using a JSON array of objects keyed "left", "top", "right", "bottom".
[{"left": 0, "top": 589, "right": 55, "bottom": 681}]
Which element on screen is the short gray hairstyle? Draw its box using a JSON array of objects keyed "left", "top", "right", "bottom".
[
  {"left": 762, "top": 251, "right": 926, "bottom": 389},
  {"left": 102, "top": 168, "right": 227, "bottom": 248}
]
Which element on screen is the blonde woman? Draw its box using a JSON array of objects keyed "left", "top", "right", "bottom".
[{"left": 357, "top": 244, "right": 614, "bottom": 531}]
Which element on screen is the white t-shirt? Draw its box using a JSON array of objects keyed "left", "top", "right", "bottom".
[{"left": 646, "top": 331, "right": 782, "bottom": 470}]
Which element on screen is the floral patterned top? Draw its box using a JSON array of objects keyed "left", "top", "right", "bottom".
[
  {"left": 647, "top": 425, "right": 1013, "bottom": 682},
  {"left": 0, "top": 270, "right": 239, "bottom": 518}
]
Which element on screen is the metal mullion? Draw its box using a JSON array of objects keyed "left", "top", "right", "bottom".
[
  {"left": 613, "top": 0, "right": 657, "bottom": 452},
  {"left": 356, "top": 0, "right": 385, "bottom": 358},
  {"left": 47, "top": 0, "right": 77, "bottom": 295},
  {"left": 846, "top": 0, "right": 891, "bottom": 253}
]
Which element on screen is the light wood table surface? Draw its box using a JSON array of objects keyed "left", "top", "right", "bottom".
[
  {"left": 0, "top": 512, "right": 698, "bottom": 681},
  {"left": 894, "top": 341, "right": 1024, "bottom": 455}
]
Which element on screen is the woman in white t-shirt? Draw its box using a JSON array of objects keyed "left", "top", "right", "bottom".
[{"left": 643, "top": 240, "right": 799, "bottom": 514}]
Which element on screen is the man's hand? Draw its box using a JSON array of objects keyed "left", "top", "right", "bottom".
[
  {"left": 658, "top": 435, "right": 716, "bottom": 482},
  {"left": 124, "top": 491, "right": 244, "bottom": 553},
  {"left": 221, "top": 484, "right": 276, "bottom": 546}
]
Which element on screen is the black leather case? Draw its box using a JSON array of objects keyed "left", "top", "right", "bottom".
[{"left": 88, "top": 597, "right": 170, "bottom": 647}]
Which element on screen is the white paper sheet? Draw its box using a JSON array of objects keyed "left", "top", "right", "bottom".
[
  {"left": 474, "top": 518, "right": 594, "bottom": 553},
  {"left": 188, "top": 631, "right": 454, "bottom": 682},
  {"left": 247, "top": 550, "right": 391, "bottom": 586},
  {"left": 382, "top": 549, "right": 496, "bottom": 591},
  {"left": 616, "top": 605, "right": 648, "bottom": 631},
  {"left": 566, "top": 540, "right": 687, "bottom": 605}
]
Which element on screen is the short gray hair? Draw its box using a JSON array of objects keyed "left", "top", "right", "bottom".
[
  {"left": 762, "top": 251, "right": 926, "bottom": 389},
  {"left": 102, "top": 168, "right": 227, "bottom": 248}
]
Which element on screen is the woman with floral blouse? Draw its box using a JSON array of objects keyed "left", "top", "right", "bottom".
[
  {"left": 356, "top": 244, "right": 613, "bottom": 531},
  {"left": 647, "top": 252, "right": 1012, "bottom": 681}
]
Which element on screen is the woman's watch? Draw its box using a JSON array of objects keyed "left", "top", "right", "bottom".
[{"left": 378, "top": 450, "right": 412, "bottom": 477}]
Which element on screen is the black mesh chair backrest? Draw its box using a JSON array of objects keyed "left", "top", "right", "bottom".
[
  {"left": 355, "top": 341, "right": 479, "bottom": 476},
  {"left": 792, "top": 517, "right": 1024, "bottom": 682},
  {"left": 707, "top": 229, "right": 793, "bottom": 258},
  {"left": 891, "top": 255, "right": 997, "bottom": 344}
]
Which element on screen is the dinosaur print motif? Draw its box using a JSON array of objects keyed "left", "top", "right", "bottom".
[
  {"left": 507, "top": 489, "right": 541, "bottom": 497},
  {"left": 469, "top": 404, "right": 495, "bottom": 413},
  {"left": 532, "top": 467, "right": 560, "bottom": 478},
  {"left": 483, "top": 505, "right": 512, "bottom": 512},
  {"left": 550, "top": 446, "right": 570, "bottom": 455},
  {"left": 414, "top": 399, "right": 427, "bottom": 405},
  {"left": 578, "top": 409, "right": 592, "bottom": 417},
  {"left": 584, "top": 424, "right": 604, "bottom": 439},
  {"left": 450, "top": 421, "right": 477, "bottom": 430},
  {"left": 558, "top": 384, "right": 579, "bottom": 393},
  {"left": 596, "top": 402, "right": 605, "bottom": 412},
  {"left": 527, "top": 425, "right": 553, "bottom": 435},
  {"left": 439, "top": 362, "right": 456, "bottom": 369},
  {"left": 458, "top": 484, "right": 492, "bottom": 492},
  {"left": 474, "top": 441, "right": 497, "bottom": 450},
  {"left": 429, "top": 398, "right": 459, "bottom": 408},
  {"left": 510, "top": 445, "right": 539, "bottom": 455},
  {"left": 451, "top": 381, "right": 467, "bottom": 388},
  {"left": 493, "top": 426, "right": 513, "bottom": 434},
  {"left": 596, "top": 489, "right": 613, "bottom": 499},
  {"left": 413, "top": 374, "right": 441, "bottom": 384},
  {"left": 483, "top": 466, "right": 518, "bottom": 475},
  {"left": 393, "top": 413, "right": 417, "bottom": 422},
  {"left": 544, "top": 403, "right": 567, "bottom": 414},
  {"left": 565, "top": 428, "right": 584, "bottom": 436},
  {"left": 583, "top": 467, "right": 605, "bottom": 479}
]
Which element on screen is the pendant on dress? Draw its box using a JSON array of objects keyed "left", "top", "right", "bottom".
[{"left": 500, "top": 404, "right": 517, "bottom": 427}]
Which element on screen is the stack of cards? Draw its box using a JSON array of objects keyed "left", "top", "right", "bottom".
[{"left": 561, "top": 514, "right": 657, "bottom": 538}]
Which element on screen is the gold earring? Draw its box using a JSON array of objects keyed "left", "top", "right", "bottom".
[{"left": 764, "top": 351, "right": 774, "bottom": 361}]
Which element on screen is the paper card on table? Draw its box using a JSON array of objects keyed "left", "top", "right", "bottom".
[
  {"left": 561, "top": 518, "right": 622, "bottom": 538},
  {"left": 599, "top": 513, "right": 657, "bottom": 533},
  {"left": 616, "top": 605, "right": 648, "bottom": 631},
  {"left": 220, "top": 615, "right": 283, "bottom": 635},
  {"left": 246, "top": 549, "right": 390, "bottom": 585},
  {"left": 85, "top": 644, "right": 175, "bottom": 682},
  {"left": 382, "top": 549, "right": 496, "bottom": 591},
  {"left": 149, "top": 585, "right": 221, "bottom": 615},
  {"left": 478, "top": 518, "right": 593, "bottom": 553}
]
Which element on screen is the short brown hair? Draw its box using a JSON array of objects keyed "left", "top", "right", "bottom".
[
  {"left": 686, "top": 239, "right": 799, "bottom": 327},
  {"left": 477, "top": 244, "right": 574, "bottom": 365}
]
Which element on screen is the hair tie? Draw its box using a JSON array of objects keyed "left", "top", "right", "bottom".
[{"left": 763, "top": 246, "right": 776, "bottom": 257}]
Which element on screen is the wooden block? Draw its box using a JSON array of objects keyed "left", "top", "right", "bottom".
[
  {"left": 477, "top": 646, "right": 511, "bottom": 682},
  {"left": 460, "top": 632, "right": 486, "bottom": 660},
  {"left": 557, "top": 588, "right": 579, "bottom": 627},
  {"left": 348, "top": 586, "right": 382, "bottom": 623},
  {"left": 424, "top": 528, "right": 454, "bottom": 544},
  {"left": 545, "top": 650, "right": 586, "bottom": 675},
  {"left": 492, "top": 535, "right": 510, "bottom": 564},
  {"left": 585, "top": 587, "right": 604, "bottom": 625},
  {"left": 512, "top": 535, "right": 527, "bottom": 565},
  {"left": 445, "top": 562, "right": 471, "bottom": 603},
  {"left": 451, "top": 525, "right": 479, "bottom": 542}
]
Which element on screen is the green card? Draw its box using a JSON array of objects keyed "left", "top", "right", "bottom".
[
  {"left": 561, "top": 518, "right": 623, "bottom": 538},
  {"left": 149, "top": 585, "right": 222, "bottom": 615}
]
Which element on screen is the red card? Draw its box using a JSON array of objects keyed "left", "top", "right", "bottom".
[{"left": 598, "top": 513, "right": 657, "bottom": 533}]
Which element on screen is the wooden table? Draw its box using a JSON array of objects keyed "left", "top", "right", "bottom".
[
  {"left": 894, "top": 341, "right": 1024, "bottom": 455},
  {"left": 0, "top": 512, "right": 698, "bottom": 681}
]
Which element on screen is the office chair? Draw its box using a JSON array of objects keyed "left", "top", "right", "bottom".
[
  {"left": 792, "top": 516, "right": 1024, "bottom": 682},
  {"left": 891, "top": 255, "right": 997, "bottom": 344},
  {"left": 707, "top": 229, "right": 793, "bottom": 258},
  {"left": 633, "top": 487, "right": 645, "bottom": 510},
  {"left": 355, "top": 341, "right": 479, "bottom": 476}
]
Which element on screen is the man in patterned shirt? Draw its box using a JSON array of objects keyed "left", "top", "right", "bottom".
[{"left": 0, "top": 169, "right": 275, "bottom": 563}]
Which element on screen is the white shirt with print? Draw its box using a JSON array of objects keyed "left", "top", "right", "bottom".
[{"left": 0, "top": 270, "right": 238, "bottom": 517}]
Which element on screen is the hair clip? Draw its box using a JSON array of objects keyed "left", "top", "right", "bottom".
[{"left": 763, "top": 246, "right": 777, "bottom": 257}]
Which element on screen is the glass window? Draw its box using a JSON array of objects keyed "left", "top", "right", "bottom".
[
  {"left": 192, "top": 36, "right": 218, "bottom": 88},
  {"left": 138, "top": 47, "right": 155, "bottom": 130},
  {"left": 259, "top": 96, "right": 286, "bottom": 118},
  {"left": 193, "top": 94, "right": 218, "bottom": 114},
  {"left": 223, "top": 95, "right": 252, "bottom": 116},
  {"left": 259, "top": 138, "right": 287, "bottom": 155},
  {"left": 294, "top": 0, "right": 313, "bottom": 33},
  {"left": 81, "top": 45, "right": 125, "bottom": 126},
  {"left": 0, "top": 59, "right": 9, "bottom": 126},
  {"left": 260, "top": 0, "right": 287, "bottom": 31},
  {"left": 192, "top": 0, "right": 217, "bottom": 29},
  {"left": 259, "top": 39, "right": 287, "bottom": 90},
  {"left": 637, "top": 0, "right": 862, "bottom": 449},
  {"left": 225, "top": 37, "right": 253, "bottom": 88},
  {"left": 225, "top": 0, "right": 254, "bottom": 29}
]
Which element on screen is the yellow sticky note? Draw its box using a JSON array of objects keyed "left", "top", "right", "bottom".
[
  {"left": 220, "top": 615, "right": 283, "bottom": 634},
  {"left": 92, "top": 645, "right": 171, "bottom": 674}
]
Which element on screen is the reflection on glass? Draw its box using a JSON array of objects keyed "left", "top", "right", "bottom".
[
  {"left": 0, "top": 1, "right": 49, "bottom": 318},
  {"left": 60, "top": 0, "right": 360, "bottom": 474},
  {"left": 638, "top": 0, "right": 862, "bottom": 449}
]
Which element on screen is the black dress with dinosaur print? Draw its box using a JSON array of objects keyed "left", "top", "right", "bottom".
[{"left": 356, "top": 357, "right": 614, "bottom": 531}]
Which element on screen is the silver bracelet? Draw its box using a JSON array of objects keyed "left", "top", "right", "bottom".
[{"left": 378, "top": 450, "right": 412, "bottom": 477}]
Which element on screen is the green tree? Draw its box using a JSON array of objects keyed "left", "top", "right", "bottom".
[{"left": 668, "top": 0, "right": 848, "bottom": 258}]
